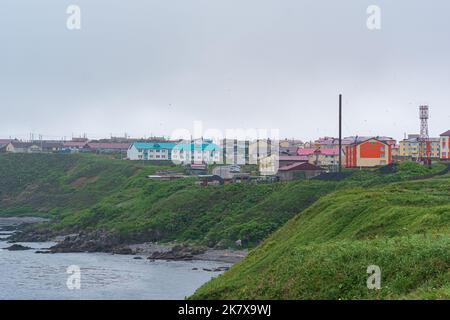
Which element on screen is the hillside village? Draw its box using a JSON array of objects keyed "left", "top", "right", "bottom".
[{"left": 1, "top": 129, "right": 449, "bottom": 183}]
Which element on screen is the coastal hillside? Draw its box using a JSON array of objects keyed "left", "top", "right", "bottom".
[
  {"left": 0, "top": 153, "right": 337, "bottom": 247},
  {"left": 1, "top": 153, "right": 447, "bottom": 251},
  {"left": 191, "top": 172, "right": 450, "bottom": 299}
]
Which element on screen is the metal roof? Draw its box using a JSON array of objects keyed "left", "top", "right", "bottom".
[
  {"left": 132, "top": 141, "right": 221, "bottom": 151},
  {"left": 132, "top": 142, "right": 177, "bottom": 150},
  {"left": 278, "top": 162, "right": 325, "bottom": 171}
]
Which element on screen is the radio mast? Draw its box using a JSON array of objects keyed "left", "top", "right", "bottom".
[{"left": 418, "top": 105, "right": 431, "bottom": 166}]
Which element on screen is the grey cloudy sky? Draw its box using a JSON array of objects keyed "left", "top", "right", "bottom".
[{"left": 1, "top": 0, "right": 449, "bottom": 141}]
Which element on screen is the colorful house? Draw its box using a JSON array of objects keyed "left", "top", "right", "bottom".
[
  {"left": 399, "top": 134, "right": 440, "bottom": 160},
  {"left": 297, "top": 148, "right": 340, "bottom": 168},
  {"left": 127, "top": 141, "right": 221, "bottom": 164},
  {"left": 279, "top": 139, "right": 303, "bottom": 156},
  {"left": 345, "top": 138, "right": 392, "bottom": 168},
  {"left": 440, "top": 130, "right": 450, "bottom": 160}
]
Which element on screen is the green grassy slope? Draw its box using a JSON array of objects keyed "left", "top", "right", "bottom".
[
  {"left": 0, "top": 153, "right": 169, "bottom": 217},
  {"left": 1, "top": 153, "right": 447, "bottom": 253},
  {"left": 191, "top": 173, "right": 450, "bottom": 299},
  {"left": 0, "top": 153, "right": 338, "bottom": 247}
]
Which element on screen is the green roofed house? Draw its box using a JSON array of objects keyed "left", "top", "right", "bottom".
[
  {"left": 127, "top": 141, "right": 221, "bottom": 164},
  {"left": 127, "top": 142, "right": 177, "bottom": 161}
]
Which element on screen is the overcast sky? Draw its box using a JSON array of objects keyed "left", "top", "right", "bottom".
[{"left": 1, "top": 0, "right": 449, "bottom": 142}]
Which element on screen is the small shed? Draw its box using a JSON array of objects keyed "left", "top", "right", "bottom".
[
  {"left": 277, "top": 162, "right": 325, "bottom": 181},
  {"left": 185, "top": 164, "right": 208, "bottom": 175},
  {"left": 197, "top": 175, "right": 224, "bottom": 186}
]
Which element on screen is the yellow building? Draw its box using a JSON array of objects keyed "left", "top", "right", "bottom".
[{"left": 399, "top": 135, "right": 440, "bottom": 160}]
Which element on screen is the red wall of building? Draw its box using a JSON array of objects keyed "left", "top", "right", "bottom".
[
  {"left": 442, "top": 137, "right": 450, "bottom": 159},
  {"left": 359, "top": 141, "right": 386, "bottom": 158},
  {"left": 345, "top": 140, "right": 391, "bottom": 167}
]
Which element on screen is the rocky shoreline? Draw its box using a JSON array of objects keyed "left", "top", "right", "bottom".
[{"left": 2, "top": 218, "right": 247, "bottom": 264}]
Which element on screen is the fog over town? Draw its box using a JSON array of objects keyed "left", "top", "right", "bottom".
[{"left": 1, "top": 0, "right": 450, "bottom": 142}]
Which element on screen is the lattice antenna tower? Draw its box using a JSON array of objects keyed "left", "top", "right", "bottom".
[{"left": 418, "top": 105, "right": 431, "bottom": 165}]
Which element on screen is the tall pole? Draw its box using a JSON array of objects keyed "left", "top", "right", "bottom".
[{"left": 339, "top": 94, "right": 342, "bottom": 173}]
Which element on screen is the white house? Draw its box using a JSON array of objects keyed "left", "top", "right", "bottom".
[
  {"left": 171, "top": 142, "right": 221, "bottom": 164},
  {"left": 127, "top": 142, "right": 177, "bottom": 161},
  {"left": 127, "top": 141, "right": 221, "bottom": 164}
]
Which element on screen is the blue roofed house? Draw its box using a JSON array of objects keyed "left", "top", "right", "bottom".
[
  {"left": 127, "top": 142, "right": 177, "bottom": 161},
  {"left": 127, "top": 141, "right": 221, "bottom": 164}
]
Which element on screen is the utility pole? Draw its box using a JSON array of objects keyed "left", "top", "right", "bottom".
[{"left": 339, "top": 94, "right": 342, "bottom": 173}]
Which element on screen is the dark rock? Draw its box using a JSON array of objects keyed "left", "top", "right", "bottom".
[
  {"left": 112, "top": 247, "right": 134, "bottom": 255},
  {"left": 35, "top": 250, "right": 52, "bottom": 254},
  {"left": 148, "top": 244, "right": 206, "bottom": 261},
  {"left": 4, "top": 244, "right": 32, "bottom": 251},
  {"left": 0, "top": 225, "right": 20, "bottom": 232},
  {"left": 192, "top": 267, "right": 198, "bottom": 270},
  {"left": 8, "top": 229, "right": 53, "bottom": 243},
  {"left": 49, "top": 230, "right": 125, "bottom": 253},
  {"left": 133, "top": 256, "right": 143, "bottom": 260},
  {"left": 202, "top": 268, "right": 213, "bottom": 272}
]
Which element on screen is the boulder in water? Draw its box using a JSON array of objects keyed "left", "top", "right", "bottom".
[{"left": 4, "top": 244, "right": 32, "bottom": 251}]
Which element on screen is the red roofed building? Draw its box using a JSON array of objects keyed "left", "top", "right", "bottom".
[
  {"left": 278, "top": 155, "right": 308, "bottom": 167},
  {"left": 86, "top": 142, "right": 130, "bottom": 153},
  {"left": 345, "top": 138, "right": 392, "bottom": 168},
  {"left": 0, "top": 139, "right": 13, "bottom": 145},
  {"left": 440, "top": 130, "right": 450, "bottom": 160},
  {"left": 63, "top": 140, "right": 89, "bottom": 151},
  {"left": 297, "top": 148, "right": 340, "bottom": 168}
]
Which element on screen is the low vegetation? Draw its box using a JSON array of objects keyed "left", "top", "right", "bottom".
[
  {"left": 1, "top": 153, "right": 448, "bottom": 299},
  {"left": 191, "top": 172, "right": 450, "bottom": 299},
  {"left": 0, "top": 153, "right": 448, "bottom": 254},
  {"left": 0, "top": 153, "right": 337, "bottom": 247}
]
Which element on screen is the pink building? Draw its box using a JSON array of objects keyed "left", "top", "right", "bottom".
[{"left": 440, "top": 130, "right": 450, "bottom": 160}]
